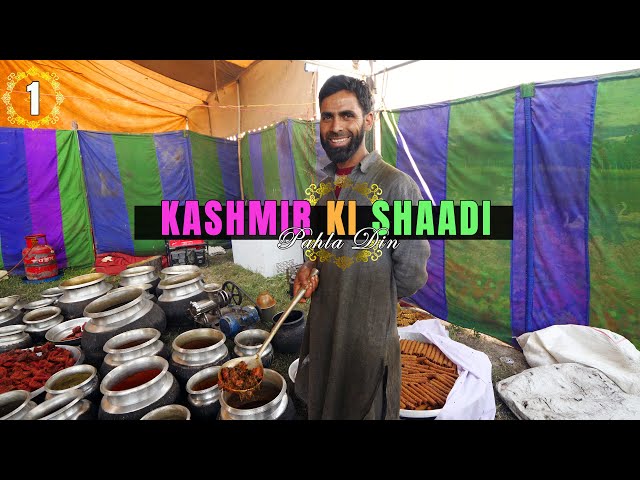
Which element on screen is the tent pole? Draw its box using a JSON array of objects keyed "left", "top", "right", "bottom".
[{"left": 236, "top": 79, "right": 244, "bottom": 201}]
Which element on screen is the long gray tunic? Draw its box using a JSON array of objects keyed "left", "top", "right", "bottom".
[{"left": 294, "top": 151, "right": 430, "bottom": 419}]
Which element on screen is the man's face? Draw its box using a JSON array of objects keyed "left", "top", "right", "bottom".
[{"left": 319, "top": 90, "right": 372, "bottom": 165}]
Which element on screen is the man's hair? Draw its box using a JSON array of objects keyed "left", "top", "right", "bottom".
[{"left": 318, "top": 75, "right": 374, "bottom": 115}]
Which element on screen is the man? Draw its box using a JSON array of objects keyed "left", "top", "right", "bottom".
[{"left": 293, "top": 75, "right": 430, "bottom": 419}]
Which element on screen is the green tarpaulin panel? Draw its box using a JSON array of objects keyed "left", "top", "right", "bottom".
[
  {"left": 446, "top": 92, "right": 515, "bottom": 343},
  {"left": 589, "top": 75, "right": 640, "bottom": 346},
  {"left": 57, "top": 131, "right": 94, "bottom": 268},
  {"left": 112, "top": 134, "right": 165, "bottom": 256}
]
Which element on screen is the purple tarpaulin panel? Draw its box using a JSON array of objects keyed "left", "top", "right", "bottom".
[
  {"left": 78, "top": 131, "right": 134, "bottom": 255},
  {"left": 511, "top": 89, "right": 528, "bottom": 338},
  {"left": 24, "top": 129, "right": 67, "bottom": 268},
  {"left": 218, "top": 139, "right": 241, "bottom": 200},
  {"left": 529, "top": 81, "right": 596, "bottom": 331},
  {"left": 0, "top": 129, "right": 32, "bottom": 274},
  {"left": 249, "top": 133, "right": 266, "bottom": 201},
  {"left": 396, "top": 105, "right": 450, "bottom": 320},
  {"left": 276, "top": 123, "right": 297, "bottom": 201},
  {"left": 154, "top": 131, "right": 196, "bottom": 204}
]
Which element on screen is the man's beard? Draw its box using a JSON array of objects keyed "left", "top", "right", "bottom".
[{"left": 321, "top": 127, "right": 365, "bottom": 165}]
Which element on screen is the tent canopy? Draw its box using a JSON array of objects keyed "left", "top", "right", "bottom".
[
  {"left": 131, "top": 60, "right": 256, "bottom": 92},
  {"left": 0, "top": 60, "right": 257, "bottom": 134}
]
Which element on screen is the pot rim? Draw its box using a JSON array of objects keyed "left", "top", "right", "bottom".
[
  {"left": 0, "top": 389, "right": 31, "bottom": 420},
  {"left": 0, "top": 297, "right": 18, "bottom": 312},
  {"left": 44, "top": 364, "right": 97, "bottom": 394},
  {"left": 24, "top": 389, "right": 84, "bottom": 420},
  {"left": 160, "top": 265, "right": 200, "bottom": 277},
  {"left": 103, "top": 327, "right": 161, "bottom": 354},
  {"left": 23, "top": 306, "right": 62, "bottom": 324},
  {"left": 0, "top": 324, "right": 27, "bottom": 337},
  {"left": 84, "top": 288, "right": 144, "bottom": 318},
  {"left": 172, "top": 328, "right": 226, "bottom": 353},
  {"left": 186, "top": 365, "right": 221, "bottom": 395},
  {"left": 100, "top": 356, "right": 169, "bottom": 397},
  {"left": 59, "top": 272, "right": 107, "bottom": 290},
  {"left": 220, "top": 369, "right": 286, "bottom": 416},
  {"left": 22, "top": 298, "right": 56, "bottom": 310},
  {"left": 120, "top": 266, "right": 156, "bottom": 277},
  {"left": 158, "top": 271, "right": 203, "bottom": 290},
  {"left": 272, "top": 309, "right": 305, "bottom": 326}
]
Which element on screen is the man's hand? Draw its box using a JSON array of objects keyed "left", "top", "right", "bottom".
[{"left": 293, "top": 262, "right": 319, "bottom": 303}]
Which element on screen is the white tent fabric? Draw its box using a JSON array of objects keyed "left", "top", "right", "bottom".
[
  {"left": 496, "top": 362, "right": 640, "bottom": 420},
  {"left": 517, "top": 324, "right": 640, "bottom": 394}
]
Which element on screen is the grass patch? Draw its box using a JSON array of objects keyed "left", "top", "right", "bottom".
[
  {"left": 202, "top": 251, "right": 310, "bottom": 318},
  {"left": 0, "top": 265, "right": 101, "bottom": 301}
]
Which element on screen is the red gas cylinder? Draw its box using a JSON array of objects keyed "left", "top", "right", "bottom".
[{"left": 23, "top": 234, "right": 58, "bottom": 281}]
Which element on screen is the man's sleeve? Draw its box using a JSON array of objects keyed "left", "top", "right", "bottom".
[{"left": 389, "top": 175, "right": 431, "bottom": 298}]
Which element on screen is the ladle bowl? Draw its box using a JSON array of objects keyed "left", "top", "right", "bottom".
[{"left": 218, "top": 268, "right": 318, "bottom": 395}]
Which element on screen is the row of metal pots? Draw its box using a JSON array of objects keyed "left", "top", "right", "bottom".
[
  {"left": 1, "top": 358, "right": 290, "bottom": 421},
  {"left": 1, "top": 324, "right": 292, "bottom": 420}
]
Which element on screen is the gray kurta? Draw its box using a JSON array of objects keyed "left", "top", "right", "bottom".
[{"left": 294, "top": 151, "right": 430, "bottom": 419}]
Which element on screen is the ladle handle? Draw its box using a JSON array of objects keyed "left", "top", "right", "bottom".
[{"left": 257, "top": 268, "right": 319, "bottom": 357}]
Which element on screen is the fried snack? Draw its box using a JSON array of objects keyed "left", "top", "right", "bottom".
[
  {"left": 400, "top": 339, "right": 459, "bottom": 411},
  {"left": 396, "top": 306, "right": 434, "bottom": 327}
]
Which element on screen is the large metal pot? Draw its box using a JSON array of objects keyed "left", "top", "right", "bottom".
[
  {"left": 119, "top": 266, "right": 160, "bottom": 296},
  {"left": 100, "top": 328, "right": 169, "bottom": 376},
  {"left": 160, "top": 265, "right": 201, "bottom": 279},
  {"left": 0, "top": 324, "right": 32, "bottom": 353},
  {"left": 0, "top": 390, "right": 37, "bottom": 420},
  {"left": 0, "top": 297, "right": 22, "bottom": 328},
  {"left": 44, "top": 364, "right": 100, "bottom": 404},
  {"left": 112, "top": 284, "right": 156, "bottom": 303},
  {"left": 81, "top": 287, "right": 166, "bottom": 366},
  {"left": 23, "top": 298, "right": 57, "bottom": 310},
  {"left": 169, "top": 328, "right": 229, "bottom": 386},
  {"left": 24, "top": 390, "right": 93, "bottom": 420},
  {"left": 233, "top": 329, "right": 273, "bottom": 368},
  {"left": 22, "top": 306, "right": 64, "bottom": 342},
  {"left": 40, "top": 286, "right": 64, "bottom": 301},
  {"left": 157, "top": 271, "right": 208, "bottom": 329},
  {"left": 185, "top": 365, "right": 221, "bottom": 420},
  {"left": 98, "top": 355, "right": 179, "bottom": 420},
  {"left": 219, "top": 369, "right": 291, "bottom": 420},
  {"left": 57, "top": 273, "right": 113, "bottom": 319},
  {"left": 270, "top": 309, "right": 306, "bottom": 354},
  {"left": 120, "top": 266, "right": 158, "bottom": 286}
]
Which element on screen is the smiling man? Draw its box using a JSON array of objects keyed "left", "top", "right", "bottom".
[{"left": 293, "top": 75, "right": 431, "bottom": 420}]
